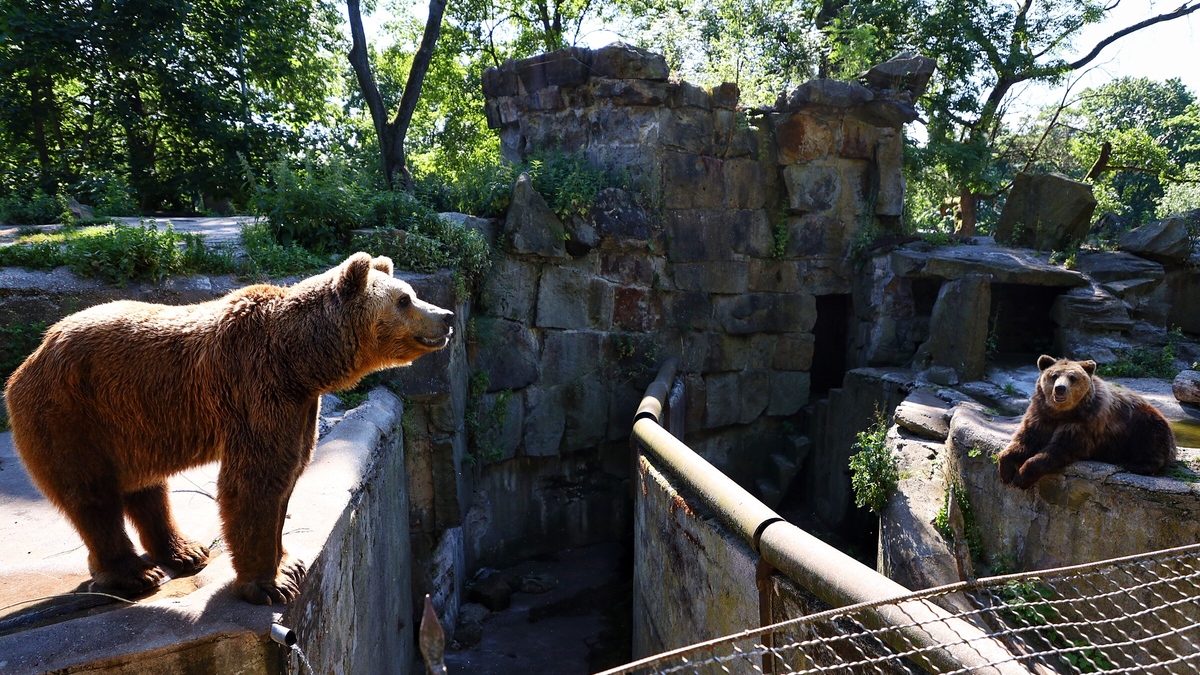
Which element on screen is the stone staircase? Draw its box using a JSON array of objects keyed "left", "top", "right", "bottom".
[{"left": 754, "top": 434, "right": 812, "bottom": 509}]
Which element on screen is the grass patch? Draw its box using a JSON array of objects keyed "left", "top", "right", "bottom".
[
  {"left": 848, "top": 408, "right": 898, "bottom": 514},
  {"left": 934, "top": 483, "right": 985, "bottom": 562},
  {"left": 0, "top": 320, "right": 47, "bottom": 380}
]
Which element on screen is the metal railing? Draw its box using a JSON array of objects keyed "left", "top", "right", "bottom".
[{"left": 613, "top": 359, "right": 1200, "bottom": 674}]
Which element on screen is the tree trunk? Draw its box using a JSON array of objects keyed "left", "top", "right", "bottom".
[
  {"left": 347, "top": 0, "right": 445, "bottom": 190},
  {"left": 955, "top": 187, "right": 977, "bottom": 237}
]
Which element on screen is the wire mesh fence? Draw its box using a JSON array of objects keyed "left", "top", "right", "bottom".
[{"left": 602, "top": 543, "right": 1200, "bottom": 675}]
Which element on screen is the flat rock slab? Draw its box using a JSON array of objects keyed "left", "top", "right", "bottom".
[
  {"left": 1175, "top": 370, "right": 1200, "bottom": 406},
  {"left": 891, "top": 245, "right": 1088, "bottom": 286},
  {"left": 1073, "top": 251, "right": 1165, "bottom": 282},
  {"left": 894, "top": 388, "right": 952, "bottom": 440}
]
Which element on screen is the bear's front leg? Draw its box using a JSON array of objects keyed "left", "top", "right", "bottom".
[
  {"left": 218, "top": 458, "right": 307, "bottom": 605},
  {"left": 1010, "top": 449, "right": 1073, "bottom": 489}
]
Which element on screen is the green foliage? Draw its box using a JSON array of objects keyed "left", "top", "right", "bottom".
[
  {"left": 771, "top": 217, "right": 790, "bottom": 258},
  {"left": 996, "top": 581, "right": 1114, "bottom": 672},
  {"left": 0, "top": 320, "right": 47, "bottom": 379},
  {"left": 0, "top": 189, "right": 72, "bottom": 226},
  {"left": 244, "top": 154, "right": 365, "bottom": 251},
  {"left": 848, "top": 409, "right": 897, "bottom": 514},
  {"left": 238, "top": 221, "right": 330, "bottom": 278},
  {"left": 933, "top": 484, "right": 985, "bottom": 561},
  {"left": 525, "top": 152, "right": 612, "bottom": 222},
  {"left": 465, "top": 370, "right": 512, "bottom": 464},
  {"left": 1097, "top": 328, "right": 1184, "bottom": 379},
  {"left": 0, "top": 223, "right": 233, "bottom": 286}
]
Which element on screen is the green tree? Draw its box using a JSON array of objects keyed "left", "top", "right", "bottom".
[
  {"left": 821, "top": 0, "right": 1200, "bottom": 235},
  {"left": 0, "top": 0, "right": 342, "bottom": 211}
]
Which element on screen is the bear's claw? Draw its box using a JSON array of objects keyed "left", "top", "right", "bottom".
[
  {"left": 236, "top": 558, "right": 307, "bottom": 605},
  {"left": 91, "top": 556, "right": 167, "bottom": 597},
  {"left": 162, "top": 539, "right": 211, "bottom": 574}
]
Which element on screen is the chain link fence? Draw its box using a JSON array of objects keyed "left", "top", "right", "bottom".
[{"left": 602, "top": 543, "right": 1200, "bottom": 675}]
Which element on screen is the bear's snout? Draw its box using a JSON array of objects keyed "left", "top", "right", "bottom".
[{"left": 1054, "top": 383, "right": 1068, "bottom": 397}]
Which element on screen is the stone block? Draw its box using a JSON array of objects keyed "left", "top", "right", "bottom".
[
  {"left": 563, "top": 375, "right": 610, "bottom": 452},
  {"left": 524, "top": 385, "right": 565, "bottom": 456},
  {"left": 613, "top": 287, "right": 665, "bottom": 332},
  {"left": 892, "top": 388, "right": 951, "bottom": 440},
  {"left": 875, "top": 130, "right": 906, "bottom": 217},
  {"left": 1118, "top": 217, "right": 1193, "bottom": 266},
  {"left": 769, "top": 370, "right": 811, "bottom": 416},
  {"left": 538, "top": 330, "right": 602, "bottom": 387},
  {"left": 1166, "top": 268, "right": 1200, "bottom": 334},
  {"left": 995, "top": 172, "right": 1096, "bottom": 250},
  {"left": 600, "top": 251, "right": 658, "bottom": 286},
  {"left": 749, "top": 260, "right": 802, "bottom": 293},
  {"left": 536, "top": 266, "right": 613, "bottom": 329},
  {"left": 480, "top": 257, "right": 539, "bottom": 323},
  {"left": 514, "top": 47, "right": 593, "bottom": 93},
  {"left": 665, "top": 292, "right": 713, "bottom": 330},
  {"left": 795, "top": 259, "right": 853, "bottom": 295},
  {"left": 784, "top": 213, "right": 845, "bottom": 258},
  {"left": 840, "top": 116, "right": 880, "bottom": 160},
  {"left": 504, "top": 173, "right": 568, "bottom": 258},
  {"left": 713, "top": 109, "right": 756, "bottom": 158},
  {"left": 862, "top": 52, "right": 937, "bottom": 96},
  {"left": 529, "top": 85, "right": 565, "bottom": 111},
  {"left": 1174, "top": 370, "right": 1200, "bottom": 405},
  {"left": 665, "top": 209, "right": 770, "bottom": 261},
  {"left": 674, "top": 261, "right": 749, "bottom": 294},
  {"left": 836, "top": 160, "right": 872, "bottom": 218},
  {"left": 773, "top": 333, "right": 815, "bottom": 371},
  {"left": 520, "top": 110, "right": 589, "bottom": 154},
  {"left": 783, "top": 164, "right": 840, "bottom": 213},
  {"left": 660, "top": 110, "right": 716, "bottom": 155},
  {"left": 776, "top": 112, "right": 837, "bottom": 164},
  {"left": 591, "top": 78, "right": 673, "bottom": 106},
  {"left": 739, "top": 369, "right": 771, "bottom": 424},
  {"left": 672, "top": 81, "right": 712, "bottom": 109},
  {"left": 482, "top": 63, "right": 520, "bottom": 98},
  {"left": 584, "top": 106, "right": 661, "bottom": 147},
  {"left": 722, "top": 159, "right": 766, "bottom": 209},
  {"left": 914, "top": 273, "right": 990, "bottom": 380},
  {"left": 471, "top": 319, "right": 539, "bottom": 392},
  {"left": 591, "top": 188, "right": 656, "bottom": 247},
  {"left": 469, "top": 573, "right": 513, "bottom": 611},
  {"left": 662, "top": 152, "right": 725, "bottom": 209},
  {"left": 607, "top": 380, "right": 642, "bottom": 441},
  {"left": 682, "top": 373, "right": 707, "bottom": 432},
  {"left": 590, "top": 42, "right": 670, "bottom": 80},
  {"left": 778, "top": 80, "right": 873, "bottom": 109},
  {"left": 711, "top": 82, "right": 739, "bottom": 109},
  {"left": 705, "top": 372, "right": 740, "bottom": 428},
  {"left": 715, "top": 292, "right": 817, "bottom": 334}
]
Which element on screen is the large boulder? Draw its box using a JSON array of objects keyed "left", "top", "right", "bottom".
[
  {"left": 591, "top": 42, "right": 669, "bottom": 80},
  {"left": 913, "top": 273, "right": 991, "bottom": 380},
  {"left": 995, "top": 172, "right": 1096, "bottom": 250},
  {"left": 503, "top": 173, "right": 567, "bottom": 259},
  {"left": 1118, "top": 216, "right": 1192, "bottom": 265},
  {"left": 861, "top": 52, "right": 937, "bottom": 96},
  {"left": 1175, "top": 370, "right": 1200, "bottom": 406}
]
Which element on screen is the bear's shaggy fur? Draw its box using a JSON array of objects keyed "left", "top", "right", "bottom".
[
  {"left": 998, "top": 355, "right": 1176, "bottom": 489},
  {"left": 4, "top": 253, "right": 453, "bottom": 604}
]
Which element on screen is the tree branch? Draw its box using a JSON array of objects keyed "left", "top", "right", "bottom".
[
  {"left": 389, "top": 0, "right": 447, "bottom": 189},
  {"left": 1068, "top": 2, "right": 1200, "bottom": 70},
  {"left": 347, "top": 0, "right": 392, "bottom": 165}
]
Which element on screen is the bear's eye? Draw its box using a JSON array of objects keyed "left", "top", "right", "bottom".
[
  {"left": 1067, "top": 374, "right": 1077, "bottom": 382},
  {"left": 397, "top": 295, "right": 412, "bottom": 309}
]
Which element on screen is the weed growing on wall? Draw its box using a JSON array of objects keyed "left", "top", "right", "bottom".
[
  {"left": 465, "top": 370, "right": 512, "bottom": 464},
  {"left": 933, "top": 483, "right": 985, "bottom": 562},
  {"left": 848, "top": 408, "right": 898, "bottom": 514}
]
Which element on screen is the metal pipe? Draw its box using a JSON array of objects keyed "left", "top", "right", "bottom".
[
  {"left": 269, "top": 623, "right": 297, "bottom": 648},
  {"left": 635, "top": 358, "right": 678, "bottom": 425},
  {"left": 631, "top": 362, "right": 1030, "bottom": 674}
]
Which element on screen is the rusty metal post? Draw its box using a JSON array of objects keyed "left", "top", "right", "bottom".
[{"left": 419, "top": 594, "right": 447, "bottom": 675}]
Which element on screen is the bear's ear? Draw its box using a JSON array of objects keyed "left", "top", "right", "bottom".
[
  {"left": 336, "top": 252, "right": 372, "bottom": 297},
  {"left": 371, "top": 256, "right": 394, "bottom": 276},
  {"left": 1080, "top": 360, "right": 1097, "bottom": 377},
  {"left": 1037, "top": 355, "right": 1057, "bottom": 371}
]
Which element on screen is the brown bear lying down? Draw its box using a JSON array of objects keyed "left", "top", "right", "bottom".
[
  {"left": 998, "top": 355, "right": 1176, "bottom": 489},
  {"left": 4, "top": 253, "right": 453, "bottom": 604}
]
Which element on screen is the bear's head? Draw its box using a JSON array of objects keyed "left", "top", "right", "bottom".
[
  {"left": 1036, "top": 355, "right": 1096, "bottom": 411},
  {"left": 333, "top": 252, "right": 455, "bottom": 370}
]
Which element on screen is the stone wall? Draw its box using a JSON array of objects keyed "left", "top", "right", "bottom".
[{"left": 468, "top": 45, "right": 925, "bottom": 568}]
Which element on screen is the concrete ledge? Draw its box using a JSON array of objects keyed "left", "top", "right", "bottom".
[{"left": 0, "top": 389, "right": 412, "bottom": 674}]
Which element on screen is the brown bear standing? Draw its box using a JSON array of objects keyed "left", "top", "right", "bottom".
[
  {"left": 4, "top": 253, "right": 453, "bottom": 604},
  {"left": 998, "top": 355, "right": 1176, "bottom": 489}
]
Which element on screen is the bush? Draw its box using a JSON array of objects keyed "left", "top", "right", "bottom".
[
  {"left": 1097, "top": 328, "right": 1184, "bottom": 379},
  {"left": 848, "top": 408, "right": 898, "bottom": 514},
  {"left": 244, "top": 154, "right": 366, "bottom": 251},
  {"left": 239, "top": 222, "right": 330, "bottom": 278},
  {"left": 0, "top": 189, "right": 72, "bottom": 225}
]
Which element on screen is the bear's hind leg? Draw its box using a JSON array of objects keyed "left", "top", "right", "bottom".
[
  {"left": 124, "top": 482, "right": 211, "bottom": 574},
  {"left": 59, "top": 481, "right": 166, "bottom": 596}
]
